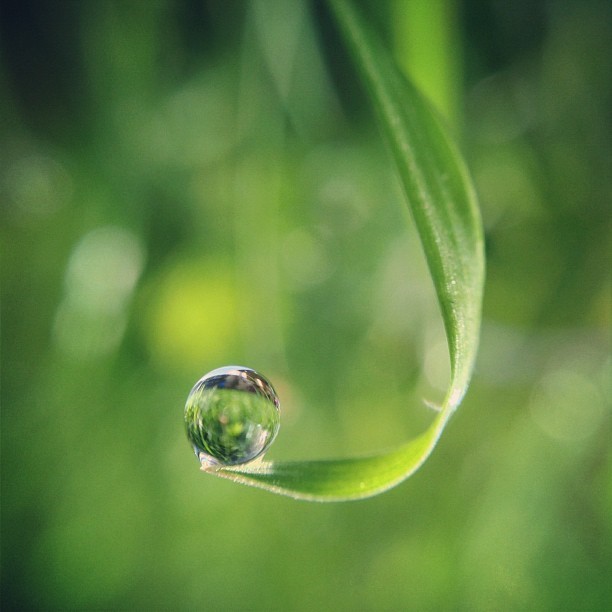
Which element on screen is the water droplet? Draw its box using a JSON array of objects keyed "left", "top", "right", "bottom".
[{"left": 184, "top": 366, "right": 280, "bottom": 468}]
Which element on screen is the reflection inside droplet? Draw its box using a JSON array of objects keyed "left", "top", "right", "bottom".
[{"left": 184, "top": 366, "right": 280, "bottom": 467}]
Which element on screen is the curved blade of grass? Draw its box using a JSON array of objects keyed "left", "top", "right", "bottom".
[{"left": 206, "top": 0, "right": 485, "bottom": 501}]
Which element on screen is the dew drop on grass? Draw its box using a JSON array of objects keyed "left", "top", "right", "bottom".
[{"left": 184, "top": 366, "right": 280, "bottom": 468}]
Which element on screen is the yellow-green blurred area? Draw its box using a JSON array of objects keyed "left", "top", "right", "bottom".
[{"left": 1, "top": 0, "right": 610, "bottom": 609}]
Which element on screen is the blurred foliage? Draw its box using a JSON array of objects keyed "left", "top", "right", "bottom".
[{"left": 1, "top": 0, "right": 610, "bottom": 610}]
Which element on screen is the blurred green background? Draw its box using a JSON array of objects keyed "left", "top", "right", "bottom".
[{"left": 2, "top": 0, "right": 610, "bottom": 609}]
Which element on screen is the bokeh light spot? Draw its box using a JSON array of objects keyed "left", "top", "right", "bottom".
[{"left": 145, "top": 259, "right": 238, "bottom": 371}]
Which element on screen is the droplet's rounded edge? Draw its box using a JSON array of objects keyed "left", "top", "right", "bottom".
[
  {"left": 184, "top": 364, "right": 281, "bottom": 468},
  {"left": 201, "top": 453, "right": 267, "bottom": 473}
]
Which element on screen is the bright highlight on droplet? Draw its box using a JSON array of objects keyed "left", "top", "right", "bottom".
[{"left": 185, "top": 366, "right": 280, "bottom": 468}]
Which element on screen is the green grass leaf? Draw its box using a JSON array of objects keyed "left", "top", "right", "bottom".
[{"left": 206, "top": 0, "right": 485, "bottom": 501}]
